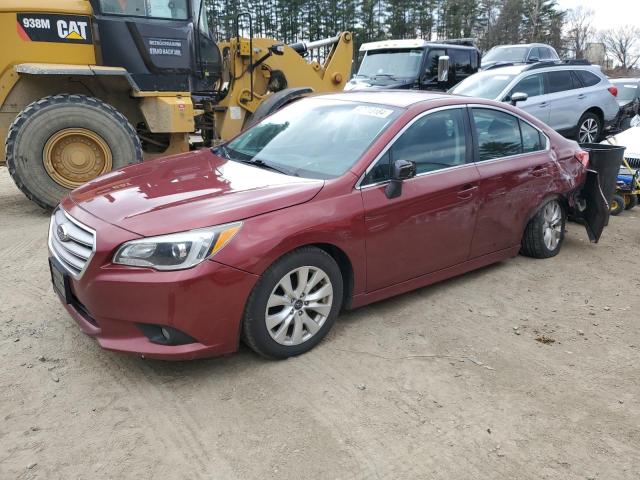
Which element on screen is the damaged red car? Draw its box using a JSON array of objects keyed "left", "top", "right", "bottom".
[{"left": 48, "top": 91, "right": 608, "bottom": 360}]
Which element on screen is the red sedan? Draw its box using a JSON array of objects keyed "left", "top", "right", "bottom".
[{"left": 48, "top": 91, "right": 607, "bottom": 360}]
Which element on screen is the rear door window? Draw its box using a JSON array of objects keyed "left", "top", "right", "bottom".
[
  {"left": 574, "top": 70, "right": 601, "bottom": 87},
  {"left": 546, "top": 70, "right": 579, "bottom": 93},
  {"left": 471, "top": 108, "right": 522, "bottom": 161},
  {"left": 520, "top": 121, "right": 545, "bottom": 153}
]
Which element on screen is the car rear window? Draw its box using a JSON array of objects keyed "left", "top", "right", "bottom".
[{"left": 575, "top": 70, "right": 601, "bottom": 87}]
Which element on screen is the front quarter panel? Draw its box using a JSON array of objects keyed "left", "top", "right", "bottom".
[{"left": 212, "top": 184, "right": 367, "bottom": 296}]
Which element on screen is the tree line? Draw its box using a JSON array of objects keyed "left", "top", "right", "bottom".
[
  {"left": 205, "top": 0, "right": 566, "bottom": 52},
  {"left": 205, "top": 0, "right": 640, "bottom": 70}
]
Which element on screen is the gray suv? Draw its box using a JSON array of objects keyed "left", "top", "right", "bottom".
[
  {"left": 481, "top": 43, "right": 559, "bottom": 70},
  {"left": 450, "top": 62, "right": 619, "bottom": 143}
]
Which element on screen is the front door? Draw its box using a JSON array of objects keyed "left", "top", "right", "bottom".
[
  {"left": 505, "top": 73, "right": 549, "bottom": 125},
  {"left": 359, "top": 107, "right": 481, "bottom": 292}
]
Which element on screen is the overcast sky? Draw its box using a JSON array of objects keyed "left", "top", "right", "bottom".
[{"left": 557, "top": 0, "right": 640, "bottom": 30}]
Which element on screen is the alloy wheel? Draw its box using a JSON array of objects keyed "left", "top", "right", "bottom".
[
  {"left": 265, "top": 266, "right": 334, "bottom": 346},
  {"left": 542, "top": 201, "right": 562, "bottom": 251},
  {"left": 578, "top": 118, "right": 598, "bottom": 143}
]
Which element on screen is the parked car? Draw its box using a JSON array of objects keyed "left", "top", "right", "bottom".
[
  {"left": 48, "top": 92, "right": 607, "bottom": 360},
  {"left": 344, "top": 39, "right": 480, "bottom": 92},
  {"left": 450, "top": 61, "right": 620, "bottom": 143},
  {"left": 480, "top": 43, "right": 559, "bottom": 70},
  {"left": 609, "top": 78, "right": 640, "bottom": 131},
  {"left": 602, "top": 116, "right": 640, "bottom": 168}
]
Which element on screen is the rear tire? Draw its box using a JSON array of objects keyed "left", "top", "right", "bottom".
[
  {"left": 624, "top": 193, "right": 638, "bottom": 210},
  {"left": 610, "top": 194, "right": 625, "bottom": 216},
  {"left": 242, "top": 247, "right": 343, "bottom": 359},
  {"left": 6, "top": 94, "right": 142, "bottom": 209},
  {"left": 521, "top": 199, "right": 566, "bottom": 259},
  {"left": 576, "top": 112, "right": 602, "bottom": 143}
]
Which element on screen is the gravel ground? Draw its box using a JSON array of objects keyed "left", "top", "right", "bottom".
[{"left": 1, "top": 165, "right": 639, "bottom": 480}]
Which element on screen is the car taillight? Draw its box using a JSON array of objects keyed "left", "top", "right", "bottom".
[
  {"left": 608, "top": 86, "right": 618, "bottom": 97},
  {"left": 575, "top": 150, "right": 590, "bottom": 168}
]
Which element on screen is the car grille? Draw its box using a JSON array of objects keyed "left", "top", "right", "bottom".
[
  {"left": 48, "top": 208, "right": 96, "bottom": 278},
  {"left": 625, "top": 156, "right": 640, "bottom": 169}
]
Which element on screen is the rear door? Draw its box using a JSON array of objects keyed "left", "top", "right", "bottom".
[
  {"left": 544, "top": 70, "right": 583, "bottom": 131},
  {"left": 468, "top": 106, "right": 553, "bottom": 257}
]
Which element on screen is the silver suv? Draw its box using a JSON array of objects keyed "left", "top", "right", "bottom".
[{"left": 450, "top": 62, "right": 620, "bottom": 143}]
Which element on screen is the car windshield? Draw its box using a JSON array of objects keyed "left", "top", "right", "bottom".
[
  {"left": 450, "top": 72, "right": 515, "bottom": 99},
  {"left": 612, "top": 81, "right": 638, "bottom": 101},
  {"left": 483, "top": 46, "right": 529, "bottom": 64},
  {"left": 220, "top": 99, "right": 401, "bottom": 179},
  {"left": 357, "top": 49, "right": 423, "bottom": 79}
]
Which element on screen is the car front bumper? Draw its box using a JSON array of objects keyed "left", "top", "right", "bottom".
[{"left": 50, "top": 201, "right": 259, "bottom": 360}]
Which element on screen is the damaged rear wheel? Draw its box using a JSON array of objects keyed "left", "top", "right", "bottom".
[{"left": 521, "top": 199, "right": 566, "bottom": 259}]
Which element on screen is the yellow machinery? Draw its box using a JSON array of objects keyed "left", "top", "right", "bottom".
[{"left": 0, "top": 1, "right": 352, "bottom": 208}]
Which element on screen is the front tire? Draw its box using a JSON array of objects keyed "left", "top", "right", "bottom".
[
  {"left": 521, "top": 199, "right": 566, "bottom": 258},
  {"left": 242, "top": 247, "right": 343, "bottom": 359},
  {"left": 576, "top": 112, "right": 602, "bottom": 143},
  {"left": 6, "top": 94, "right": 142, "bottom": 209}
]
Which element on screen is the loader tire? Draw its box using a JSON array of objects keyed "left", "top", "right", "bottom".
[{"left": 6, "top": 94, "right": 142, "bottom": 210}]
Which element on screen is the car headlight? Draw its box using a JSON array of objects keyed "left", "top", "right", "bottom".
[{"left": 113, "top": 222, "right": 242, "bottom": 271}]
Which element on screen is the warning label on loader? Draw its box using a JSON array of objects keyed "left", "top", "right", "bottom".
[{"left": 17, "top": 14, "right": 93, "bottom": 44}]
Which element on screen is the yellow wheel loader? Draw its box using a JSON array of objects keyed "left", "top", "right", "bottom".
[{"left": 0, "top": 1, "right": 353, "bottom": 209}]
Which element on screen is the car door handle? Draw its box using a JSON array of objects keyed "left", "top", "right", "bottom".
[
  {"left": 457, "top": 184, "right": 477, "bottom": 199},
  {"left": 539, "top": 102, "right": 548, "bottom": 107},
  {"left": 531, "top": 166, "right": 547, "bottom": 176},
  {"left": 577, "top": 94, "right": 586, "bottom": 100}
]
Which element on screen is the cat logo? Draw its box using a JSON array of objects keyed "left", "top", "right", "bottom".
[{"left": 56, "top": 20, "right": 88, "bottom": 41}]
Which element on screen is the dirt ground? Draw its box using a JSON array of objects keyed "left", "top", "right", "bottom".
[{"left": 0, "top": 165, "right": 639, "bottom": 480}]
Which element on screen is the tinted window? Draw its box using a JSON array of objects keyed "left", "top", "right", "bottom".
[
  {"left": 546, "top": 70, "right": 579, "bottom": 93},
  {"left": 425, "top": 49, "right": 446, "bottom": 77},
  {"left": 362, "top": 108, "right": 467, "bottom": 184},
  {"left": 100, "top": 0, "right": 189, "bottom": 19},
  {"left": 520, "top": 121, "right": 545, "bottom": 153},
  {"left": 528, "top": 47, "right": 541, "bottom": 60},
  {"left": 575, "top": 70, "right": 601, "bottom": 87},
  {"left": 509, "top": 73, "right": 544, "bottom": 99},
  {"left": 472, "top": 108, "right": 522, "bottom": 161},
  {"left": 451, "top": 50, "right": 473, "bottom": 74}
]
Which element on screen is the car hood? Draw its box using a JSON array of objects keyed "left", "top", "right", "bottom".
[
  {"left": 344, "top": 78, "right": 415, "bottom": 91},
  {"left": 70, "top": 149, "right": 324, "bottom": 236}
]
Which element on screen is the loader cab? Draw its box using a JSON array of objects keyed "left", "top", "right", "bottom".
[
  {"left": 88, "top": 0, "right": 221, "bottom": 94},
  {"left": 345, "top": 40, "right": 480, "bottom": 92}
]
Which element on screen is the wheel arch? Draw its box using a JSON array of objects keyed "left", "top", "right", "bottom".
[
  {"left": 584, "top": 106, "right": 604, "bottom": 123},
  {"left": 521, "top": 193, "right": 567, "bottom": 236}
]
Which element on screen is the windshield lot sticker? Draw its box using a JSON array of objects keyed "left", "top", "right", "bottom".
[
  {"left": 622, "top": 84, "right": 637, "bottom": 89},
  {"left": 354, "top": 106, "right": 394, "bottom": 118}
]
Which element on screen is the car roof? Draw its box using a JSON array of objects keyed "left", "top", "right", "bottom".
[
  {"left": 319, "top": 90, "right": 459, "bottom": 108},
  {"left": 490, "top": 43, "right": 553, "bottom": 49},
  {"left": 483, "top": 63, "right": 603, "bottom": 76},
  {"left": 359, "top": 39, "right": 477, "bottom": 52}
]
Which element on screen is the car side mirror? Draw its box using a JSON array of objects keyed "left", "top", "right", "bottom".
[
  {"left": 510, "top": 92, "right": 528, "bottom": 106},
  {"left": 385, "top": 160, "right": 416, "bottom": 199},
  {"left": 437, "top": 55, "right": 450, "bottom": 82}
]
